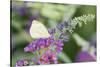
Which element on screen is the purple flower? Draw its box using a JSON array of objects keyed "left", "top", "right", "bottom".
[
  {"left": 36, "top": 38, "right": 47, "bottom": 48},
  {"left": 37, "top": 50, "right": 58, "bottom": 64},
  {"left": 75, "top": 34, "right": 97, "bottom": 62},
  {"left": 55, "top": 40, "right": 64, "bottom": 46},
  {"left": 75, "top": 51, "right": 96, "bottom": 62},
  {"left": 56, "top": 21, "right": 70, "bottom": 31},
  {"left": 56, "top": 47, "right": 63, "bottom": 53},
  {"left": 48, "top": 28, "right": 56, "bottom": 35},
  {"left": 24, "top": 37, "right": 55, "bottom": 53},
  {"left": 24, "top": 44, "right": 36, "bottom": 52},
  {"left": 55, "top": 40, "right": 64, "bottom": 53},
  {"left": 16, "top": 59, "right": 29, "bottom": 66},
  {"left": 56, "top": 22, "right": 70, "bottom": 42},
  {"left": 18, "top": 6, "right": 28, "bottom": 16},
  {"left": 59, "top": 32, "right": 69, "bottom": 42},
  {"left": 56, "top": 22, "right": 65, "bottom": 31}
]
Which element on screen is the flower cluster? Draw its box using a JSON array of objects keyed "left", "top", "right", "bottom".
[
  {"left": 36, "top": 50, "right": 58, "bottom": 64},
  {"left": 16, "top": 36, "right": 65, "bottom": 66},
  {"left": 24, "top": 37, "right": 53, "bottom": 53},
  {"left": 24, "top": 36, "right": 64, "bottom": 53},
  {"left": 15, "top": 19, "right": 70, "bottom": 66},
  {"left": 15, "top": 59, "right": 29, "bottom": 66},
  {"left": 48, "top": 21, "right": 69, "bottom": 42}
]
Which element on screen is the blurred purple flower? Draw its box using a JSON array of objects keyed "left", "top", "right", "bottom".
[
  {"left": 18, "top": 6, "right": 28, "bottom": 16},
  {"left": 75, "top": 34, "right": 96, "bottom": 62},
  {"left": 24, "top": 35, "right": 64, "bottom": 53},
  {"left": 16, "top": 59, "right": 29, "bottom": 66},
  {"left": 75, "top": 51, "right": 96, "bottom": 62},
  {"left": 48, "top": 28, "right": 56, "bottom": 35},
  {"left": 24, "top": 42, "right": 36, "bottom": 52},
  {"left": 55, "top": 40, "right": 64, "bottom": 53},
  {"left": 56, "top": 22, "right": 65, "bottom": 31},
  {"left": 24, "top": 37, "right": 55, "bottom": 52},
  {"left": 59, "top": 32, "right": 69, "bottom": 42},
  {"left": 56, "top": 21, "right": 70, "bottom": 31},
  {"left": 37, "top": 50, "right": 58, "bottom": 64},
  {"left": 55, "top": 21, "right": 70, "bottom": 42},
  {"left": 16, "top": 32, "right": 66, "bottom": 65}
]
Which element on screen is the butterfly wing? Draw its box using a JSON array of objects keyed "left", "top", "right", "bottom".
[{"left": 30, "top": 20, "right": 50, "bottom": 38}]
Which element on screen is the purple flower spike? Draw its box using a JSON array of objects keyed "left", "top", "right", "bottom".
[
  {"left": 59, "top": 32, "right": 69, "bottom": 42},
  {"left": 56, "top": 22, "right": 64, "bottom": 31},
  {"left": 37, "top": 38, "right": 47, "bottom": 48},
  {"left": 24, "top": 44, "right": 33, "bottom": 52},
  {"left": 56, "top": 47, "right": 63, "bottom": 53},
  {"left": 37, "top": 50, "right": 58, "bottom": 64},
  {"left": 75, "top": 51, "right": 96, "bottom": 62},
  {"left": 16, "top": 59, "right": 29, "bottom": 66},
  {"left": 55, "top": 40, "right": 64, "bottom": 47},
  {"left": 24, "top": 37, "right": 55, "bottom": 53},
  {"left": 48, "top": 28, "right": 56, "bottom": 35},
  {"left": 54, "top": 40, "right": 64, "bottom": 53}
]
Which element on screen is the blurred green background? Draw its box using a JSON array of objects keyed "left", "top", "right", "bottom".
[{"left": 11, "top": 1, "right": 96, "bottom": 66}]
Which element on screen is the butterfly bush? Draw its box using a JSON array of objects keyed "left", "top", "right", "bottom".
[
  {"left": 15, "top": 14, "right": 95, "bottom": 66},
  {"left": 15, "top": 21, "right": 68, "bottom": 66}
]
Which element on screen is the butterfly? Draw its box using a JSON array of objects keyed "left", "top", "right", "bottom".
[{"left": 30, "top": 20, "right": 51, "bottom": 38}]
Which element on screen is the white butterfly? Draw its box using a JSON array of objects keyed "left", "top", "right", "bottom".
[{"left": 30, "top": 20, "right": 51, "bottom": 38}]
